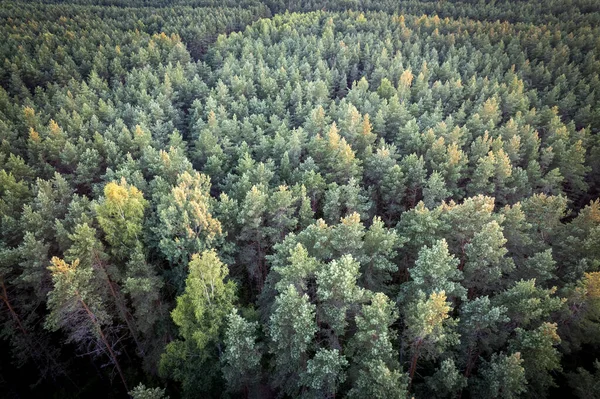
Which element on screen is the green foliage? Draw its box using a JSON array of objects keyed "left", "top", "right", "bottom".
[
  {"left": 300, "top": 348, "right": 348, "bottom": 398},
  {"left": 316, "top": 255, "right": 364, "bottom": 335},
  {"left": 160, "top": 250, "right": 236, "bottom": 396},
  {"left": 495, "top": 279, "right": 565, "bottom": 328},
  {"left": 96, "top": 178, "right": 148, "bottom": 257},
  {"left": 463, "top": 220, "right": 513, "bottom": 295},
  {"left": 1, "top": 0, "right": 600, "bottom": 395},
  {"left": 559, "top": 272, "right": 600, "bottom": 352},
  {"left": 348, "top": 359, "right": 408, "bottom": 399},
  {"left": 155, "top": 171, "right": 222, "bottom": 290},
  {"left": 403, "top": 290, "right": 459, "bottom": 383},
  {"left": 567, "top": 360, "right": 600, "bottom": 399},
  {"left": 508, "top": 322, "right": 562, "bottom": 396},
  {"left": 129, "top": 383, "right": 169, "bottom": 399},
  {"left": 268, "top": 284, "right": 317, "bottom": 395},
  {"left": 477, "top": 352, "right": 528, "bottom": 399},
  {"left": 347, "top": 293, "right": 408, "bottom": 399},
  {"left": 222, "top": 309, "right": 262, "bottom": 392},
  {"left": 458, "top": 296, "right": 509, "bottom": 375},
  {"left": 46, "top": 256, "right": 128, "bottom": 388},
  {"left": 403, "top": 239, "right": 465, "bottom": 300},
  {"left": 425, "top": 359, "right": 467, "bottom": 398}
]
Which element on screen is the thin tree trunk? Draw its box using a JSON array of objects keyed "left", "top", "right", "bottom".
[
  {"left": 408, "top": 340, "right": 422, "bottom": 391},
  {"left": 458, "top": 347, "right": 480, "bottom": 399},
  {"left": 93, "top": 253, "right": 141, "bottom": 352},
  {"left": 78, "top": 292, "right": 128, "bottom": 392},
  {"left": 0, "top": 280, "right": 27, "bottom": 335},
  {"left": 256, "top": 236, "right": 265, "bottom": 292}
]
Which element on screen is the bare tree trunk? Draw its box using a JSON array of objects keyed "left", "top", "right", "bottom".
[
  {"left": 78, "top": 292, "right": 128, "bottom": 392},
  {"left": 0, "top": 280, "right": 27, "bottom": 335},
  {"left": 408, "top": 340, "right": 422, "bottom": 392},
  {"left": 93, "top": 253, "right": 141, "bottom": 353}
]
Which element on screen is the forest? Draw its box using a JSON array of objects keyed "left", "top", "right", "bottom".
[{"left": 1, "top": 0, "right": 600, "bottom": 397}]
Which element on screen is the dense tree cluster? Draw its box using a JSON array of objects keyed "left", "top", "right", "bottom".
[{"left": 1, "top": 0, "right": 600, "bottom": 397}]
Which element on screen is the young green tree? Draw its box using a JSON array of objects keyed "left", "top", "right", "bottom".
[
  {"left": 463, "top": 220, "right": 513, "bottom": 296},
  {"left": 237, "top": 185, "right": 269, "bottom": 291},
  {"left": 361, "top": 216, "right": 402, "bottom": 291},
  {"left": 425, "top": 359, "right": 467, "bottom": 398},
  {"left": 397, "top": 201, "right": 446, "bottom": 262},
  {"left": 265, "top": 185, "right": 298, "bottom": 244},
  {"left": 347, "top": 293, "right": 408, "bottom": 399},
  {"left": 508, "top": 322, "right": 561, "bottom": 397},
  {"left": 423, "top": 171, "right": 450, "bottom": 209},
  {"left": 316, "top": 254, "right": 364, "bottom": 338},
  {"left": 95, "top": 178, "right": 148, "bottom": 258},
  {"left": 308, "top": 122, "right": 362, "bottom": 185},
  {"left": 156, "top": 171, "right": 221, "bottom": 290},
  {"left": 268, "top": 284, "right": 317, "bottom": 396},
  {"left": 300, "top": 348, "right": 348, "bottom": 399},
  {"left": 476, "top": 352, "right": 527, "bottom": 399},
  {"left": 272, "top": 243, "right": 320, "bottom": 294},
  {"left": 567, "top": 360, "right": 600, "bottom": 399},
  {"left": 123, "top": 246, "right": 166, "bottom": 369},
  {"left": 221, "top": 309, "right": 262, "bottom": 393},
  {"left": 66, "top": 223, "right": 142, "bottom": 351},
  {"left": 364, "top": 146, "right": 406, "bottom": 224},
  {"left": 0, "top": 170, "right": 31, "bottom": 246},
  {"left": 403, "top": 290, "right": 458, "bottom": 386},
  {"left": 458, "top": 296, "right": 509, "bottom": 379},
  {"left": 160, "top": 250, "right": 236, "bottom": 397},
  {"left": 402, "top": 239, "right": 466, "bottom": 301},
  {"left": 129, "top": 383, "right": 169, "bottom": 399},
  {"left": 323, "top": 180, "right": 371, "bottom": 224},
  {"left": 558, "top": 272, "right": 600, "bottom": 353},
  {"left": 494, "top": 279, "right": 564, "bottom": 328}
]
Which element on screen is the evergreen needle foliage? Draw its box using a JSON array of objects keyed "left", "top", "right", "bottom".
[{"left": 1, "top": 0, "right": 600, "bottom": 397}]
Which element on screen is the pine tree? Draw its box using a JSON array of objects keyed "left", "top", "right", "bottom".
[
  {"left": 273, "top": 243, "right": 320, "bottom": 293},
  {"left": 494, "top": 279, "right": 565, "bottom": 328},
  {"left": 423, "top": 171, "right": 450, "bottom": 209},
  {"left": 361, "top": 216, "right": 402, "bottom": 291},
  {"left": 397, "top": 201, "right": 446, "bottom": 261},
  {"left": 123, "top": 246, "right": 166, "bottom": 368},
  {"left": 129, "top": 383, "right": 169, "bottom": 399},
  {"left": 403, "top": 290, "right": 458, "bottom": 386},
  {"left": 508, "top": 322, "right": 561, "bottom": 396},
  {"left": 559, "top": 272, "right": 600, "bottom": 352},
  {"left": 238, "top": 185, "right": 269, "bottom": 291},
  {"left": 222, "top": 309, "right": 262, "bottom": 393},
  {"left": 46, "top": 257, "right": 128, "bottom": 390},
  {"left": 268, "top": 284, "right": 317, "bottom": 396},
  {"left": 403, "top": 239, "right": 466, "bottom": 301},
  {"left": 347, "top": 293, "right": 408, "bottom": 399},
  {"left": 567, "top": 360, "right": 600, "bottom": 399},
  {"left": 66, "top": 223, "right": 142, "bottom": 348},
  {"left": 463, "top": 220, "right": 513, "bottom": 296},
  {"left": 300, "top": 348, "right": 348, "bottom": 398},
  {"left": 316, "top": 255, "right": 364, "bottom": 337},
  {"left": 458, "top": 296, "right": 509, "bottom": 379},
  {"left": 476, "top": 352, "right": 527, "bottom": 399},
  {"left": 156, "top": 171, "right": 221, "bottom": 290},
  {"left": 425, "top": 359, "right": 467, "bottom": 398}
]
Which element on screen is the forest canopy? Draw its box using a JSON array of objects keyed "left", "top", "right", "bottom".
[{"left": 1, "top": 0, "right": 600, "bottom": 397}]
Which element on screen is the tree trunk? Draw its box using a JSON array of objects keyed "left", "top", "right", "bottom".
[
  {"left": 408, "top": 339, "right": 422, "bottom": 391},
  {"left": 93, "top": 253, "right": 141, "bottom": 353},
  {"left": 78, "top": 292, "right": 128, "bottom": 392},
  {"left": 0, "top": 280, "right": 27, "bottom": 335}
]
